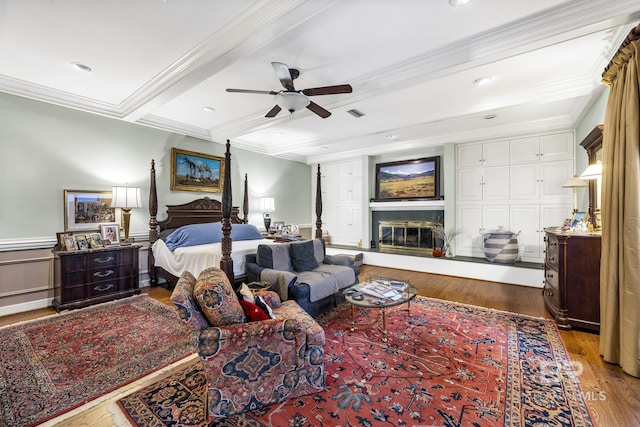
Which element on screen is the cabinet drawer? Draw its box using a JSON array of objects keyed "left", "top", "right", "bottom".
[
  {"left": 90, "top": 281, "right": 118, "bottom": 297},
  {"left": 88, "top": 267, "right": 117, "bottom": 283},
  {"left": 545, "top": 235, "right": 559, "bottom": 269},
  {"left": 544, "top": 265, "right": 560, "bottom": 308},
  {"left": 119, "top": 275, "right": 138, "bottom": 292},
  {"left": 63, "top": 284, "right": 88, "bottom": 302},
  {"left": 87, "top": 251, "right": 118, "bottom": 268}
]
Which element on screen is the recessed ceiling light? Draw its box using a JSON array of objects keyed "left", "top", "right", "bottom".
[
  {"left": 321, "top": 146, "right": 329, "bottom": 150},
  {"left": 203, "top": 106, "right": 216, "bottom": 112},
  {"left": 474, "top": 77, "right": 492, "bottom": 86},
  {"left": 71, "top": 62, "right": 92, "bottom": 72},
  {"left": 449, "top": 0, "right": 471, "bottom": 6},
  {"left": 386, "top": 134, "right": 399, "bottom": 140},
  {"left": 484, "top": 114, "right": 497, "bottom": 120},
  {"left": 275, "top": 131, "right": 284, "bottom": 136}
]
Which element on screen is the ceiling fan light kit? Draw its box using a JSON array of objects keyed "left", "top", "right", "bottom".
[
  {"left": 226, "top": 61, "right": 352, "bottom": 119},
  {"left": 275, "top": 92, "right": 310, "bottom": 113}
]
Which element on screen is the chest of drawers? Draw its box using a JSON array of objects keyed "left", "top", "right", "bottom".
[
  {"left": 543, "top": 229, "right": 601, "bottom": 331},
  {"left": 53, "top": 244, "right": 141, "bottom": 311}
]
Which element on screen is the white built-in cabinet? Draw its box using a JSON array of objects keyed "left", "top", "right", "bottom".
[
  {"left": 319, "top": 158, "right": 362, "bottom": 246},
  {"left": 456, "top": 132, "right": 574, "bottom": 263}
]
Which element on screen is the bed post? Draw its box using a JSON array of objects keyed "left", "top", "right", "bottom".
[
  {"left": 148, "top": 159, "right": 159, "bottom": 286},
  {"left": 242, "top": 173, "right": 249, "bottom": 224},
  {"left": 315, "top": 164, "right": 323, "bottom": 239},
  {"left": 220, "top": 140, "right": 234, "bottom": 285}
]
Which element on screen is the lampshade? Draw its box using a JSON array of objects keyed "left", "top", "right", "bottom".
[
  {"left": 579, "top": 161, "right": 602, "bottom": 180},
  {"left": 111, "top": 186, "right": 142, "bottom": 209},
  {"left": 562, "top": 176, "right": 589, "bottom": 188},
  {"left": 259, "top": 197, "right": 275, "bottom": 212},
  {"left": 274, "top": 92, "right": 309, "bottom": 113}
]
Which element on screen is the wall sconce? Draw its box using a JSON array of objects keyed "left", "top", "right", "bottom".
[
  {"left": 259, "top": 197, "right": 275, "bottom": 233},
  {"left": 562, "top": 175, "right": 588, "bottom": 213},
  {"left": 111, "top": 186, "right": 141, "bottom": 244}
]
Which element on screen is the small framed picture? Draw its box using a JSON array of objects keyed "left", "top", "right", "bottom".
[
  {"left": 101, "top": 223, "right": 120, "bottom": 245},
  {"left": 76, "top": 235, "right": 89, "bottom": 250},
  {"left": 56, "top": 232, "right": 72, "bottom": 250},
  {"left": 64, "top": 235, "right": 77, "bottom": 251},
  {"left": 571, "top": 211, "right": 586, "bottom": 226},
  {"left": 87, "top": 232, "right": 103, "bottom": 249},
  {"left": 290, "top": 225, "right": 300, "bottom": 235}
]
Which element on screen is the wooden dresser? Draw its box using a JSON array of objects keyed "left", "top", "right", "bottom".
[
  {"left": 543, "top": 228, "right": 601, "bottom": 331},
  {"left": 53, "top": 244, "right": 141, "bottom": 311}
]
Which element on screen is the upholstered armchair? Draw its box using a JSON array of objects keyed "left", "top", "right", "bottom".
[{"left": 170, "top": 267, "right": 325, "bottom": 422}]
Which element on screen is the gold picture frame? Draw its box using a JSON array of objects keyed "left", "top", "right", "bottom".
[{"left": 170, "top": 147, "right": 224, "bottom": 193}]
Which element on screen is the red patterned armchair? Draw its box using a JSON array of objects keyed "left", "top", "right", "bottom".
[{"left": 170, "top": 267, "right": 325, "bottom": 421}]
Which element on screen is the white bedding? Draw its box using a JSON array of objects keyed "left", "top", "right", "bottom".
[{"left": 152, "top": 238, "right": 274, "bottom": 278}]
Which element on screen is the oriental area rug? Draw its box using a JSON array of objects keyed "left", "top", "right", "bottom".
[
  {"left": 115, "top": 296, "right": 595, "bottom": 427},
  {"left": 0, "top": 295, "right": 195, "bottom": 427}
]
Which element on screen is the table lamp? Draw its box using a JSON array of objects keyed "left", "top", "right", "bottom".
[
  {"left": 259, "top": 197, "right": 275, "bottom": 233},
  {"left": 562, "top": 175, "right": 588, "bottom": 213},
  {"left": 111, "top": 186, "right": 141, "bottom": 244}
]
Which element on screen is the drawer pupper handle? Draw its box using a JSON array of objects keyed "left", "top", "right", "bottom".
[
  {"left": 93, "top": 270, "right": 114, "bottom": 278},
  {"left": 94, "top": 257, "right": 115, "bottom": 264},
  {"left": 94, "top": 284, "right": 115, "bottom": 292}
]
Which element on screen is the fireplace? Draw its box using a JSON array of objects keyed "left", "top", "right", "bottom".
[{"left": 379, "top": 220, "right": 437, "bottom": 253}]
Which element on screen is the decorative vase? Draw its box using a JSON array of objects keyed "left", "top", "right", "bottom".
[{"left": 432, "top": 247, "right": 442, "bottom": 257}]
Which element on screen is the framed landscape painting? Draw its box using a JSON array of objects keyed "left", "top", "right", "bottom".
[
  {"left": 375, "top": 156, "right": 441, "bottom": 201},
  {"left": 64, "top": 190, "right": 116, "bottom": 232},
  {"left": 171, "top": 147, "right": 224, "bottom": 193}
]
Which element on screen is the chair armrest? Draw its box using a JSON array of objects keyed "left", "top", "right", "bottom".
[
  {"left": 259, "top": 268, "right": 297, "bottom": 301},
  {"left": 324, "top": 254, "right": 354, "bottom": 266},
  {"left": 254, "top": 290, "right": 281, "bottom": 308},
  {"left": 244, "top": 254, "right": 264, "bottom": 283},
  {"left": 324, "top": 254, "right": 360, "bottom": 278}
]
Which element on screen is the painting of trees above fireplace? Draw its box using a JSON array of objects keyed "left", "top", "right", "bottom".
[{"left": 375, "top": 156, "right": 441, "bottom": 201}]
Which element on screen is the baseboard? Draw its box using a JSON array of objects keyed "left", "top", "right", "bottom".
[
  {"left": 0, "top": 297, "right": 53, "bottom": 317},
  {"left": 326, "top": 248, "right": 544, "bottom": 288}
]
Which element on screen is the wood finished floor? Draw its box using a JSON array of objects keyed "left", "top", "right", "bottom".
[{"left": 1, "top": 265, "right": 639, "bottom": 427}]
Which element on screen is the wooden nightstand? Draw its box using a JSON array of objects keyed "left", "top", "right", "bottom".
[{"left": 52, "top": 244, "right": 141, "bottom": 312}]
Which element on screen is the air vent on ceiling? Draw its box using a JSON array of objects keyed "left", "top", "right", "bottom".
[{"left": 347, "top": 108, "right": 365, "bottom": 118}]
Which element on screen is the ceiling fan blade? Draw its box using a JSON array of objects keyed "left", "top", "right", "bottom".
[
  {"left": 302, "top": 84, "right": 353, "bottom": 96},
  {"left": 271, "top": 62, "right": 295, "bottom": 91},
  {"left": 265, "top": 105, "right": 282, "bottom": 118},
  {"left": 226, "top": 88, "right": 278, "bottom": 95},
  {"left": 306, "top": 101, "right": 331, "bottom": 118}
]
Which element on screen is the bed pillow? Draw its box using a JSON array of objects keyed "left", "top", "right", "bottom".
[
  {"left": 232, "top": 224, "right": 263, "bottom": 241},
  {"left": 193, "top": 267, "right": 245, "bottom": 326},
  {"left": 290, "top": 240, "right": 320, "bottom": 272},
  {"left": 158, "top": 228, "right": 177, "bottom": 241},
  {"left": 165, "top": 222, "right": 222, "bottom": 250},
  {"left": 239, "top": 299, "right": 270, "bottom": 322}
]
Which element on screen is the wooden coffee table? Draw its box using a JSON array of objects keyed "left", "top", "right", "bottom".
[{"left": 343, "top": 279, "right": 418, "bottom": 342}]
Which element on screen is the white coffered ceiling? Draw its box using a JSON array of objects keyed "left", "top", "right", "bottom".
[{"left": 1, "top": 1, "right": 638, "bottom": 163}]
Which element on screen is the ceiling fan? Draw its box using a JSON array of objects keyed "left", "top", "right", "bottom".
[{"left": 226, "top": 62, "right": 352, "bottom": 118}]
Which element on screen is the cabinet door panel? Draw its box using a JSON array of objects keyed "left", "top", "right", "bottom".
[
  {"left": 510, "top": 163, "right": 539, "bottom": 199},
  {"left": 510, "top": 136, "right": 540, "bottom": 162},
  {"left": 510, "top": 204, "right": 541, "bottom": 259},
  {"left": 456, "top": 205, "right": 483, "bottom": 257},
  {"left": 457, "top": 168, "right": 483, "bottom": 201},
  {"left": 482, "top": 140, "right": 509, "bottom": 165},
  {"left": 540, "top": 132, "right": 573, "bottom": 161},
  {"left": 457, "top": 144, "right": 483, "bottom": 168},
  {"left": 482, "top": 205, "right": 509, "bottom": 232},
  {"left": 483, "top": 166, "right": 509, "bottom": 200},
  {"left": 540, "top": 161, "right": 573, "bottom": 199}
]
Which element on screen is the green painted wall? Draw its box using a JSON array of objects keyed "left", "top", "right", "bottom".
[{"left": 0, "top": 92, "right": 311, "bottom": 244}]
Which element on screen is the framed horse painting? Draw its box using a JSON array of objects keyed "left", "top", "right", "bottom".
[{"left": 170, "top": 147, "right": 225, "bottom": 193}]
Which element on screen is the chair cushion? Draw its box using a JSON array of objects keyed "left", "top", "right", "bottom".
[
  {"left": 194, "top": 267, "right": 246, "bottom": 326},
  {"left": 170, "top": 271, "right": 210, "bottom": 332},
  {"left": 312, "top": 239, "right": 325, "bottom": 264},
  {"left": 290, "top": 240, "right": 320, "bottom": 272},
  {"left": 239, "top": 300, "right": 270, "bottom": 322}
]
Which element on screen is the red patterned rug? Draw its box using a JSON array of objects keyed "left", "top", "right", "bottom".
[
  {"left": 0, "top": 295, "right": 195, "bottom": 427},
  {"left": 115, "top": 296, "right": 595, "bottom": 426}
]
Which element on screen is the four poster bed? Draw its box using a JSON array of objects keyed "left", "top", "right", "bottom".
[{"left": 148, "top": 141, "right": 324, "bottom": 288}]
